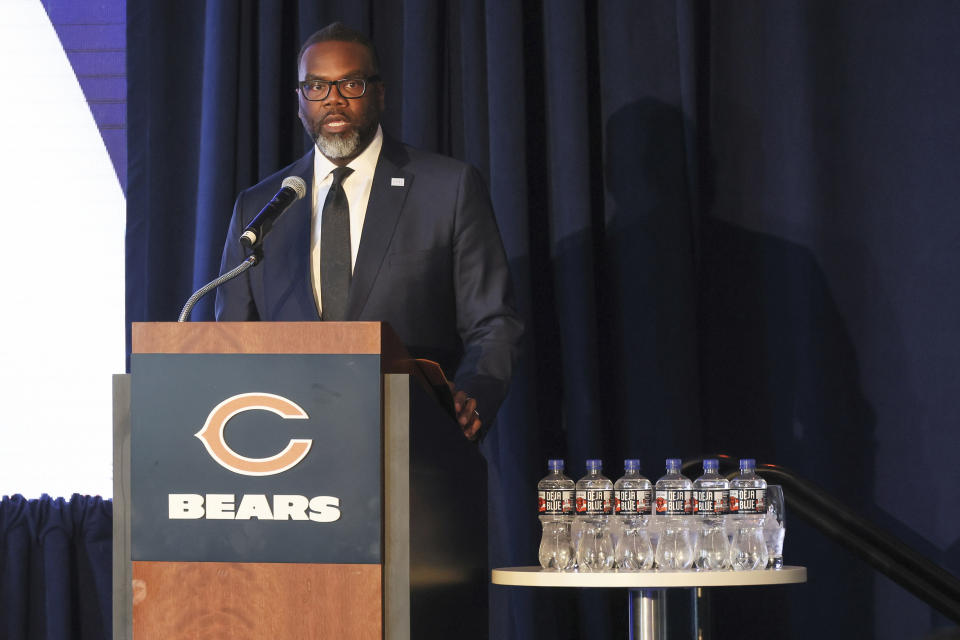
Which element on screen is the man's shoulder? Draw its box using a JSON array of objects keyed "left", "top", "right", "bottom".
[
  {"left": 384, "top": 135, "right": 480, "bottom": 180},
  {"left": 239, "top": 149, "right": 314, "bottom": 202}
]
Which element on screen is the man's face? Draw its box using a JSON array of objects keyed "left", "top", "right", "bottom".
[{"left": 297, "top": 40, "right": 385, "bottom": 165}]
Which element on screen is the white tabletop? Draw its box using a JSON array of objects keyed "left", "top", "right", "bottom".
[{"left": 491, "top": 566, "right": 806, "bottom": 588}]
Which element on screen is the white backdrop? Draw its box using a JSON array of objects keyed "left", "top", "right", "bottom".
[{"left": 0, "top": 0, "right": 124, "bottom": 499}]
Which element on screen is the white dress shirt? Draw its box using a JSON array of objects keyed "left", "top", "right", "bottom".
[{"left": 310, "top": 125, "right": 383, "bottom": 314}]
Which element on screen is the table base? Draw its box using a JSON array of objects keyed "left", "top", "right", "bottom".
[
  {"left": 630, "top": 587, "right": 710, "bottom": 640},
  {"left": 629, "top": 588, "right": 665, "bottom": 640}
]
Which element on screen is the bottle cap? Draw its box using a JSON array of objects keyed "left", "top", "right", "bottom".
[
  {"left": 624, "top": 459, "right": 640, "bottom": 471},
  {"left": 703, "top": 458, "right": 719, "bottom": 471},
  {"left": 585, "top": 459, "right": 602, "bottom": 470},
  {"left": 740, "top": 458, "right": 756, "bottom": 470},
  {"left": 665, "top": 458, "right": 681, "bottom": 471},
  {"left": 547, "top": 459, "right": 564, "bottom": 470}
]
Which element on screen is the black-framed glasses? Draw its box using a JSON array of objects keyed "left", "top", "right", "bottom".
[{"left": 298, "top": 75, "right": 381, "bottom": 101}]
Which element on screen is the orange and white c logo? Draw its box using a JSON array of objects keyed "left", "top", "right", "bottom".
[{"left": 195, "top": 393, "right": 311, "bottom": 476}]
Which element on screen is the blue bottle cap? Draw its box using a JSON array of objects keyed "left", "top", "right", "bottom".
[
  {"left": 547, "top": 459, "right": 565, "bottom": 470},
  {"left": 624, "top": 459, "right": 640, "bottom": 470},
  {"left": 703, "top": 458, "right": 719, "bottom": 471},
  {"left": 586, "top": 459, "right": 603, "bottom": 470},
  {"left": 665, "top": 458, "right": 681, "bottom": 470},
  {"left": 740, "top": 458, "right": 756, "bottom": 470}
]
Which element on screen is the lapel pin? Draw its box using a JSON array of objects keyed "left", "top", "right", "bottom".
[{"left": 391, "top": 177, "right": 405, "bottom": 187}]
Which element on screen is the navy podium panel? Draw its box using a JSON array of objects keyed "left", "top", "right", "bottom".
[{"left": 130, "top": 353, "right": 382, "bottom": 564}]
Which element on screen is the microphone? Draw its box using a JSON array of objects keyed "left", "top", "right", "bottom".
[{"left": 239, "top": 176, "right": 307, "bottom": 249}]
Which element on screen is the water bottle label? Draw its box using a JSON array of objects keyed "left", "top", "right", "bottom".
[
  {"left": 729, "top": 488, "right": 766, "bottom": 514},
  {"left": 654, "top": 489, "right": 692, "bottom": 516},
  {"left": 694, "top": 489, "right": 729, "bottom": 515},
  {"left": 538, "top": 489, "right": 574, "bottom": 515},
  {"left": 576, "top": 489, "right": 613, "bottom": 515},
  {"left": 615, "top": 489, "right": 652, "bottom": 514}
]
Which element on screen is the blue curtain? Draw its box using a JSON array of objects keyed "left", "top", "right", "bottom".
[
  {"left": 0, "top": 496, "right": 112, "bottom": 639},
  {"left": 126, "top": 1, "right": 960, "bottom": 638}
]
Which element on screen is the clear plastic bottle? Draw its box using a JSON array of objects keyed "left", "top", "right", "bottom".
[
  {"left": 729, "top": 458, "right": 769, "bottom": 570},
  {"left": 613, "top": 459, "right": 653, "bottom": 570},
  {"left": 575, "top": 459, "right": 615, "bottom": 571},
  {"left": 693, "top": 458, "right": 730, "bottom": 570},
  {"left": 538, "top": 459, "right": 575, "bottom": 570},
  {"left": 653, "top": 458, "right": 694, "bottom": 570}
]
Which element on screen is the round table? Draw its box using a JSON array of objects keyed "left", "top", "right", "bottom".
[{"left": 491, "top": 566, "right": 806, "bottom": 640}]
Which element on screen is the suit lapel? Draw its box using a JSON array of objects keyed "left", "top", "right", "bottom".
[
  {"left": 346, "top": 137, "right": 412, "bottom": 319},
  {"left": 262, "top": 149, "right": 321, "bottom": 320}
]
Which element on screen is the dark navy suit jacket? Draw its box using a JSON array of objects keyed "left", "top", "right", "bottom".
[{"left": 215, "top": 136, "right": 523, "bottom": 430}]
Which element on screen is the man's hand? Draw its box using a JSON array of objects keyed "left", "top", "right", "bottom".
[{"left": 448, "top": 382, "right": 482, "bottom": 440}]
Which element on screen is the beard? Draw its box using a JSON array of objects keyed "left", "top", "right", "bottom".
[
  {"left": 302, "top": 97, "right": 381, "bottom": 162},
  {"left": 315, "top": 127, "right": 361, "bottom": 159}
]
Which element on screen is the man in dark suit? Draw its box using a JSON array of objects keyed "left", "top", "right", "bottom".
[{"left": 215, "top": 23, "right": 522, "bottom": 441}]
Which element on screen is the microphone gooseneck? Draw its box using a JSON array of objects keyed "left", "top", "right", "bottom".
[
  {"left": 178, "top": 255, "right": 258, "bottom": 322},
  {"left": 178, "top": 175, "right": 306, "bottom": 322}
]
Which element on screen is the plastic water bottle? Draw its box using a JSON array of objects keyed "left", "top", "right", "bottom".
[
  {"left": 653, "top": 458, "right": 694, "bottom": 570},
  {"left": 614, "top": 459, "right": 653, "bottom": 570},
  {"left": 537, "top": 459, "right": 575, "bottom": 570},
  {"left": 693, "top": 458, "right": 730, "bottom": 570},
  {"left": 575, "top": 459, "right": 615, "bottom": 571},
  {"left": 729, "top": 458, "right": 768, "bottom": 570}
]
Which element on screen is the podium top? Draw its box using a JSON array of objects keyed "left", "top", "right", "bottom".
[{"left": 132, "top": 322, "right": 408, "bottom": 364}]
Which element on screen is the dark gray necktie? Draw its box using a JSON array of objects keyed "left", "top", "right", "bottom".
[{"left": 320, "top": 166, "right": 354, "bottom": 321}]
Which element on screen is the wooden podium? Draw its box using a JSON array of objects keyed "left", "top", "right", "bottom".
[{"left": 113, "top": 322, "right": 488, "bottom": 640}]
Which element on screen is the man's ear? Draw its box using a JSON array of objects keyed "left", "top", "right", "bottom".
[{"left": 295, "top": 88, "right": 303, "bottom": 119}]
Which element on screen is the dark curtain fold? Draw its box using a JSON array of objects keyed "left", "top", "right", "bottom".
[
  {"left": 0, "top": 496, "right": 113, "bottom": 640},
  {"left": 126, "top": 1, "right": 960, "bottom": 638}
]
